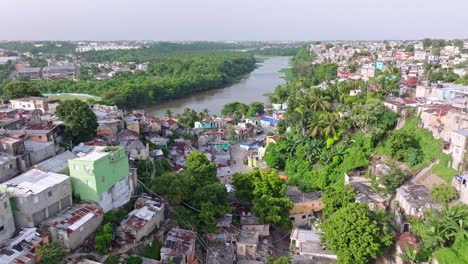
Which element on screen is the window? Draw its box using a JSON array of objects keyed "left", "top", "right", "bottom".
[
  {"left": 74, "top": 164, "right": 79, "bottom": 171},
  {"left": 101, "top": 176, "right": 105, "bottom": 183},
  {"left": 4, "top": 202, "right": 7, "bottom": 209},
  {"left": 302, "top": 215, "right": 306, "bottom": 219},
  {"left": 308, "top": 214, "right": 312, "bottom": 218},
  {"left": 290, "top": 217, "right": 295, "bottom": 221},
  {"left": 33, "top": 196, "right": 39, "bottom": 203},
  {"left": 0, "top": 226, "right": 4, "bottom": 232},
  {"left": 48, "top": 191, "right": 53, "bottom": 197}
]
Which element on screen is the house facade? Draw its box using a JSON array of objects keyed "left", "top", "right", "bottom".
[
  {"left": 68, "top": 146, "right": 135, "bottom": 212},
  {"left": 0, "top": 169, "right": 72, "bottom": 228},
  {"left": 0, "top": 192, "right": 15, "bottom": 242},
  {"left": 40, "top": 202, "right": 103, "bottom": 251},
  {"left": 286, "top": 186, "right": 323, "bottom": 227}
]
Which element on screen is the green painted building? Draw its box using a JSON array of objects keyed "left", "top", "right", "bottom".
[{"left": 68, "top": 145, "right": 135, "bottom": 212}]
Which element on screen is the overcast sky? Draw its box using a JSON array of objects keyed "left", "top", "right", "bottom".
[{"left": 1, "top": 0, "right": 467, "bottom": 41}]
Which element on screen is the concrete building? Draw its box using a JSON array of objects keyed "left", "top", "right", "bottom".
[
  {"left": 42, "top": 65, "right": 76, "bottom": 79},
  {"left": 240, "top": 215, "right": 269, "bottom": 236},
  {"left": 16, "top": 67, "right": 41, "bottom": 80},
  {"left": 0, "top": 169, "right": 72, "bottom": 228},
  {"left": 117, "top": 195, "right": 165, "bottom": 243},
  {"left": 0, "top": 152, "right": 19, "bottom": 182},
  {"left": 236, "top": 231, "right": 258, "bottom": 258},
  {"left": 0, "top": 192, "right": 15, "bottom": 243},
  {"left": 10, "top": 97, "right": 60, "bottom": 114},
  {"left": 40, "top": 202, "right": 103, "bottom": 251},
  {"left": 395, "top": 183, "right": 437, "bottom": 218},
  {"left": 205, "top": 233, "right": 236, "bottom": 264},
  {"left": 35, "top": 151, "right": 76, "bottom": 173},
  {"left": 453, "top": 175, "right": 468, "bottom": 205},
  {"left": 25, "top": 122, "right": 61, "bottom": 143},
  {"left": 68, "top": 145, "right": 136, "bottom": 212},
  {"left": 0, "top": 228, "right": 49, "bottom": 264},
  {"left": 286, "top": 186, "right": 323, "bottom": 227},
  {"left": 160, "top": 228, "right": 197, "bottom": 264},
  {"left": 290, "top": 228, "right": 336, "bottom": 260},
  {"left": 117, "top": 129, "right": 149, "bottom": 160},
  {"left": 24, "top": 139, "right": 56, "bottom": 165}
]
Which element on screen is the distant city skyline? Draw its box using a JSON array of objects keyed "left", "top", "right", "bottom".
[{"left": 1, "top": 0, "right": 467, "bottom": 41}]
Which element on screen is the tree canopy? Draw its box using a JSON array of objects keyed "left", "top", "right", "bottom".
[
  {"left": 2, "top": 81, "right": 42, "bottom": 99},
  {"left": 55, "top": 99, "right": 98, "bottom": 143},
  {"left": 321, "top": 203, "right": 393, "bottom": 264}
]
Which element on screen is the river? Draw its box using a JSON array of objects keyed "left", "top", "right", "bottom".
[{"left": 144, "top": 56, "right": 290, "bottom": 116}]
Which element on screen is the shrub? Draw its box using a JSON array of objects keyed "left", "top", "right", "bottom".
[
  {"left": 431, "top": 184, "right": 458, "bottom": 203},
  {"left": 404, "top": 147, "right": 423, "bottom": 166}
]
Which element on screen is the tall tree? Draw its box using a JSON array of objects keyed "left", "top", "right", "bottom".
[
  {"left": 56, "top": 99, "right": 98, "bottom": 144},
  {"left": 252, "top": 169, "right": 293, "bottom": 229},
  {"left": 2, "top": 81, "right": 42, "bottom": 99},
  {"left": 321, "top": 203, "right": 393, "bottom": 264}
]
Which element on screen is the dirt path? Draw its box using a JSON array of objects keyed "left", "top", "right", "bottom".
[{"left": 410, "top": 161, "right": 446, "bottom": 189}]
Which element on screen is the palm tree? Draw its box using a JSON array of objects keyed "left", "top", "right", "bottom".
[
  {"left": 320, "top": 113, "right": 338, "bottom": 138},
  {"left": 307, "top": 90, "right": 332, "bottom": 112}
]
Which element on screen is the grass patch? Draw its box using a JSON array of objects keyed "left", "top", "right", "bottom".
[
  {"left": 432, "top": 153, "right": 457, "bottom": 183},
  {"left": 279, "top": 68, "right": 294, "bottom": 81},
  {"left": 143, "top": 240, "right": 162, "bottom": 260},
  {"left": 379, "top": 118, "right": 456, "bottom": 181},
  {"left": 433, "top": 237, "right": 468, "bottom": 264},
  {"left": 47, "top": 95, "right": 98, "bottom": 102}
]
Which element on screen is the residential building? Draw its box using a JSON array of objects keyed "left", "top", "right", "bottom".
[
  {"left": 453, "top": 175, "right": 468, "bottom": 205},
  {"left": 286, "top": 186, "right": 323, "bottom": 227},
  {"left": 10, "top": 97, "right": 60, "bottom": 114},
  {"left": 205, "top": 233, "right": 236, "bottom": 264},
  {"left": 35, "top": 151, "right": 76, "bottom": 173},
  {"left": 24, "top": 139, "right": 56, "bottom": 165},
  {"left": 16, "top": 67, "right": 41, "bottom": 80},
  {"left": 0, "top": 169, "right": 72, "bottom": 228},
  {"left": 25, "top": 122, "right": 62, "bottom": 143},
  {"left": 395, "top": 183, "right": 437, "bottom": 218},
  {"left": 414, "top": 50, "right": 427, "bottom": 61},
  {"left": 237, "top": 231, "right": 261, "bottom": 259},
  {"left": 449, "top": 129, "right": 468, "bottom": 170},
  {"left": 240, "top": 214, "right": 269, "bottom": 236},
  {"left": 117, "top": 195, "right": 165, "bottom": 243},
  {"left": 160, "top": 228, "right": 197, "bottom": 264},
  {"left": 42, "top": 65, "right": 77, "bottom": 79},
  {"left": 0, "top": 228, "right": 49, "bottom": 264},
  {"left": 125, "top": 116, "right": 140, "bottom": 135},
  {"left": 117, "top": 129, "right": 149, "bottom": 160},
  {"left": 0, "top": 192, "right": 15, "bottom": 243},
  {"left": 68, "top": 145, "right": 136, "bottom": 212},
  {"left": 395, "top": 232, "right": 420, "bottom": 264},
  {"left": 345, "top": 170, "right": 390, "bottom": 211},
  {"left": 40, "top": 202, "right": 103, "bottom": 251},
  {"left": 0, "top": 117, "right": 25, "bottom": 130},
  {"left": 0, "top": 152, "right": 19, "bottom": 182},
  {"left": 290, "top": 228, "right": 336, "bottom": 260}
]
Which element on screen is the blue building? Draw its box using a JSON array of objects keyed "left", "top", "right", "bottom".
[{"left": 375, "top": 61, "right": 384, "bottom": 70}]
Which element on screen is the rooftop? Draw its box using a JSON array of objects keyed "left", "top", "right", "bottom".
[
  {"left": 396, "top": 183, "right": 434, "bottom": 208},
  {"left": 1, "top": 169, "right": 69, "bottom": 197},
  {"left": 0, "top": 228, "right": 46, "bottom": 264},
  {"left": 161, "top": 228, "right": 196, "bottom": 258},
  {"left": 119, "top": 196, "right": 164, "bottom": 233},
  {"left": 286, "top": 186, "right": 323, "bottom": 203},
  {"left": 300, "top": 241, "right": 337, "bottom": 258},
  {"left": 42, "top": 203, "right": 102, "bottom": 232},
  {"left": 36, "top": 151, "right": 76, "bottom": 173},
  {"left": 71, "top": 145, "right": 122, "bottom": 161},
  {"left": 291, "top": 228, "right": 321, "bottom": 243},
  {"left": 25, "top": 121, "right": 58, "bottom": 133},
  {"left": 206, "top": 233, "right": 236, "bottom": 264},
  {"left": 238, "top": 231, "right": 258, "bottom": 245},
  {"left": 17, "top": 67, "right": 41, "bottom": 73}
]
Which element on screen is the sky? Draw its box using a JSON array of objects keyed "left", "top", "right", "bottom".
[{"left": 1, "top": 0, "right": 467, "bottom": 41}]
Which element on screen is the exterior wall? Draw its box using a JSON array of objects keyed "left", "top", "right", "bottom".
[
  {"left": 12, "top": 180, "right": 72, "bottom": 228},
  {"left": 452, "top": 177, "right": 468, "bottom": 205},
  {"left": 289, "top": 200, "right": 323, "bottom": 227},
  {"left": 0, "top": 157, "right": 19, "bottom": 183},
  {"left": 28, "top": 142, "right": 56, "bottom": 165},
  {"left": 53, "top": 213, "right": 103, "bottom": 250},
  {"left": 98, "top": 176, "right": 134, "bottom": 212},
  {"left": 117, "top": 210, "right": 164, "bottom": 242},
  {"left": 450, "top": 131, "right": 467, "bottom": 170},
  {"left": 27, "top": 133, "right": 53, "bottom": 143},
  {"left": 0, "top": 195, "right": 15, "bottom": 242},
  {"left": 237, "top": 242, "right": 257, "bottom": 257},
  {"left": 69, "top": 147, "right": 130, "bottom": 208}
]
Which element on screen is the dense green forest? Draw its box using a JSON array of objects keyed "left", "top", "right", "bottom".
[{"left": 13, "top": 52, "right": 256, "bottom": 108}]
